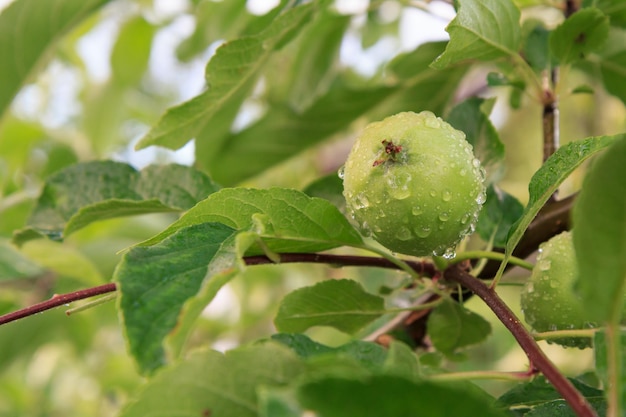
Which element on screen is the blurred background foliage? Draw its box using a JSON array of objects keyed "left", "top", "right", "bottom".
[{"left": 0, "top": 0, "right": 622, "bottom": 415}]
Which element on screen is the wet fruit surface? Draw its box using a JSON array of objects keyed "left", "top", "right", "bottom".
[
  {"left": 521, "top": 231, "right": 595, "bottom": 349},
  {"left": 341, "top": 111, "right": 486, "bottom": 257}
]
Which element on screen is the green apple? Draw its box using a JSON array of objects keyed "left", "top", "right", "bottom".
[
  {"left": 521, "top": 231, "right": 597, "bottom": 348},
  {"left": 341, "top": 111, "right": 486, "bottom": 258}
]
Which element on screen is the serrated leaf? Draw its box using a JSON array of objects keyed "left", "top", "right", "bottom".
[
  {"left": 573, "top": 136, "right": 626, "bottom": 322},
  {"left": 274, "top": 279, "right": 385, "bottom": 334},
  {"left": 550, "top": 8, "right": 609, "bottom": 64},
  {"left": 14, "top": 161, "right": 218, "bottom": 244},
  {"left": 119, "top": 343, "right": 305, "bottom": 417},
  {"left": 0, "top": 0, "right": 110, "bottom": 118},
  {"left": 139, "top": 187, "right": 363, "bottom": 254},
  {"left": 476, "top": 185, "right": 524, "bottom": 247},
  {"left": 297, "top": 375, "right": 509, "bottom": 417},
  {"left": 446, "top": 97, "right": 505, "bottom": 182},
  {"left": 431, "top": 0, "right": 521, "bottom": 68},
  {"left": 135, "top": 3, "right": 315, "bottom": 151},
  {"left": 428, "top": 298, "right": 491, "bottom": 355},
  {"left": 501, "top": 134, "right": 621, "bottom": 274},
  {"left": 116, "top": 222, "right": 238, "bottom": 374}
]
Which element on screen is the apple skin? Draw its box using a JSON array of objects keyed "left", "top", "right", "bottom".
[
  {"left": 521, "top": 231, "right": 597, "bottom": 349},
  {"left": 341, "top": 111, "right": 485, "bottom": 258}
]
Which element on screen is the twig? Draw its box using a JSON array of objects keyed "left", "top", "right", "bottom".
[
  {"left": 443, "top": 264, "right": 598, "bottom": 417},
  {"left": 0, "top": 283, "right": 117, "bottom": 325}
]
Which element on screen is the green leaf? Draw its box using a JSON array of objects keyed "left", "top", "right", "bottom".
[
  {"left": 597, "top": 27, "right": 626, "bottom": 105},
  {"left": 139, "top": 187, "right": 363, "bottom": 254},
  {"left": 116, "top": 222, "right": 238, "bottom": 375},
  {"left": 446, "top": 97, "right": 505, "bottom": 182},
  {"left": 303, "top": 173, "right": 346, "bottom": 213},
  {"left": 14, "top": 161, "right": 218, "bottom": 243},
  {"left": 427, "top": 298, "right": 491, "bottom": 355},
  {"left": 274, "top": 279, "right": 385, "bottom": 334},
  {"left": 431, "top": 0, "right": 521, "bottom": 68},
  {"left": 119, "top": 343, "right": 305, "bottom": 417},
  {"left": 0, "top": 0, "right": 110, "bottom": 118},
  {"left": 594, "top": 329, "right": 626, "bottom": 409},
  {"left": 523, "top": 20, "right": 552, "bottom": 71},
  {"left": 573, "top": 135, "right": 626, "bottom": 322},
  {"left": 0, "top": 238, "right": 43, "bottom": 281},
  {"left": 285, "top": 11, "right": 349, "bottom": 112},
  {"left": 110, "top": 16, "right": 155, "bottom": 86},
  {"left": 501, "top": 134, "right": 621, "bottom": 273},
  {"left": 496, "top": 376, "right": 604, "bottom": 410},
  {"left": 135, "top": 2, "right": 316, "bottom": 151},
  {"left": 524, "top": 398, "right": 607, "bottom": 417},
  {"left": 20, "top": 239, "right": 103, "bottom": 285},
  {"left": 476, "top": 185, "right": 524, "bottom": 247},
  {"left": 197, "top": 42, "right": 467, "bottom": 185},
  {"left": 550, "top": 8, "right": 610, "bottom": 65},
  {"left": 297, "top": 375, "right": 509, "bottom": 417},
  {"left": 583, "top": 0, "right": 626, "bottom": 28},
  {"left": 271, "top": 333, "right": 388, "bottom": 372},
  {"left": 382, "top": 340, "right": 421, "bottom": 380}
]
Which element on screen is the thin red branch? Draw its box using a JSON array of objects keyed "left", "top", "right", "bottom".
[
  {"left": 0, "top": 283, "right": 117, "bottom": 325},
  {"left": 444, "top": 264, "right": 598, "bottom": 417}
]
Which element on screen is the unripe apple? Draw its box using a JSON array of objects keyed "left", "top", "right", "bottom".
[
  {"left": 341, "top": 111, "right": 486, "bottom": 258},
  {"left": 521, "top": 231, "right": 597, "bottom": 348}
]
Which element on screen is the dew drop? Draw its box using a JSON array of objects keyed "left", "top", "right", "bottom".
[
  {"left": 476, "top": 191, "right": 486, "bottom": 204},
  {"left": 337, "top": 166, "right": 345, "bottom": 180},
  {"left": 539, "top": 259, "right": 552, "bottom": 271},
  {"left": 396, "top": 226, "right": 412, "bottom": 241},
  {"left": 415, "top": 226, "right": 432, "bottom": 238},
  {"left": 412, "top": 205, "right": 423, "bottom": 216},
  {"left": 354, "top": 192, "right": 370, "bottom": 209},
  {"left": 425, "top": 116, "right": 441, "bottom": 129},
  {"left": 429, "top": 189, "right": 437, "bottom": 197},
  {"left": 549, "top": 279, "right": 560, "bottom": 288},
  {"left": 460, "top": 213, "right": 470, "bottom": 225},
  {"left": 459, "top": 168, "right": 467, "bottom": 177},
  {"left": 472, "top": 158, "right": 481, "bottom": 168},
  {"left": 438, "top": 212, "right": 450, "bottom": 222},
  {"left": 442, "top": 189, "right": 452, "bottom": 202}
]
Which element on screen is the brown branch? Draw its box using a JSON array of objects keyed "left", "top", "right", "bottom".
[
  {"left": 444, "top": 264, "right": 598, "bottom": 417},
  {"left": 0, "top": 283, "right": 117, "bottom": 325}
]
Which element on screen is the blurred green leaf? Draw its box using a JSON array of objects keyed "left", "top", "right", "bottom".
[
  {"left": 596, "top": 27, "right": 626, "bottom": 105},
  {"left": 297, "top": 375, "right": 509, "bottom": 417},
  {"left": 573, "top": 136, "right": 626, "bottom": 322},
  {"left": 119, "top": 343, "right": 305, "bottom": 417},
  {"left": 0, "top": 0, "right": 110, "bottom": 118},
  {"left": 550, "top": 8, "right": 609, "bottom": 65},
  {"left": 502, "top": 134, "right": 621, "bottom": 272},
  {"left": 593, "top": 329, "right": 626, "bottom": 411},
  {"left": 583, "top": 0, "right": 626, "bottom": 28},
  {"left": 14, "top": 161, "right": 219, "bottom": 244},
  {"left": 285, "top": 11, "right": 349, "bottom": 112},
  {"left": 382, "top": 340, "right": 421, "bottom": 380},
  {"left": 139, "top": 187, "right": 363, "bottom": 254},
  {"left": 476, "top": 185, "right": 524, "bottom": 247},
  {"left": 447, "top": 97, "right": 505, "bottom": 182},
  {"left": 274, "top": 279, "right": 385, "bottom": 334},
  {"left": 110, "top": 16, "right": 155, "bottom": 86},
  {"left": 428, "top": 298, "right": 491, "bottom": 355},
  {"left": 117, "top": 222, "right": 238, "bottom": 375},
  {"left": 135, "top": 2, "right": 316, "bottom": 151},
  {"left": 431, "top": 0, "right": 521, "bottom": 68},
  {"left": 0, "top": 238, "right": 43, "bottom": 280},
  {"left": 523, "top": 20, "right": 551, "bottom": 71},
  {"left": 303, "top": 173, "right": 346, "bottom": 213}
]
